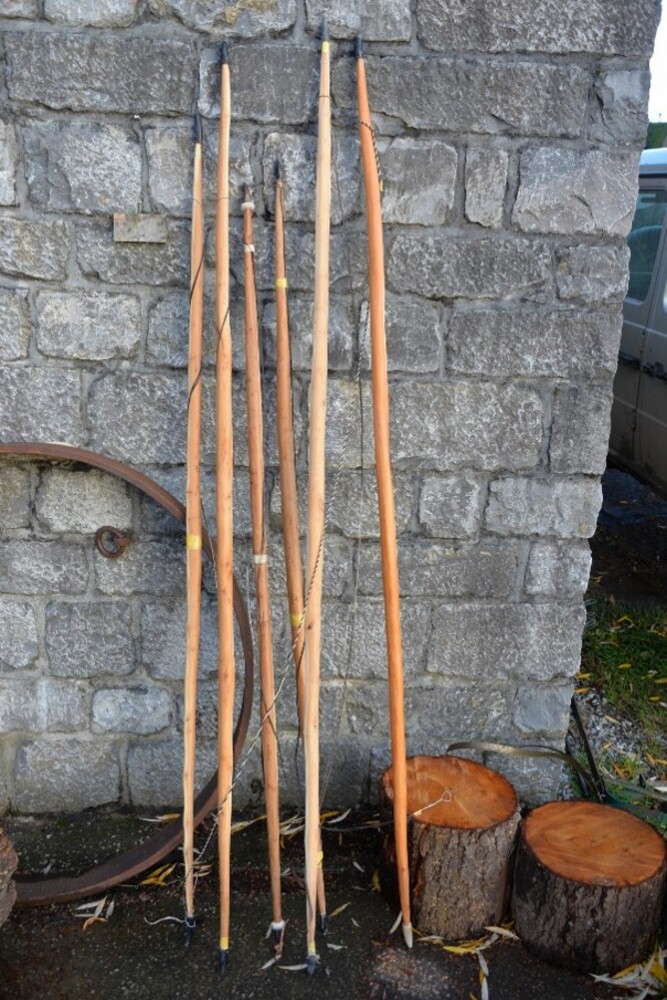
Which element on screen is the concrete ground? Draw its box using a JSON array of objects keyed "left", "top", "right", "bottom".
[{"left": 0, "top": 810, "right": 625, "bottom": 1000}]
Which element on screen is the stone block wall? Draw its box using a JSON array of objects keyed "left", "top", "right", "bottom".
[{"left": 0, "top": 0, "right": 660, "bottom": 813}]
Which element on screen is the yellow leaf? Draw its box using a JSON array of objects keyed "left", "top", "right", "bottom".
[
  {"left": 653, "top": 678, "right": 667, "bottom": 685},
  {"left": 574, "top": 687, "right": 590, "bottom": 695},
  {"left": 82, "top": 915, "right": 106, "bottom": 931},
  {"left": 576, "top": 672, "right": 592, "bottom": 680},
  {"left": 371, "top": 870, "right": 381, "bottom": 893},
  {"left": 329, "top": 902, "right": 351, "bottom": 919},
  {"left": 617, "top": 662, "right": 632, "bottom": 670},
  {"left": 139, "top": 863, "right": 176, "bottom": 887}
]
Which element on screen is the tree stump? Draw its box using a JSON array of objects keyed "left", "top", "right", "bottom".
[
  {"left": 380, "top": 755, "right": 520, "bottom": 940},
  {"left": 0, "top": 825, "right": 18, "bottom": 929},
  {"left": 512, "top": 801, "right": 667, "bottom": 973}
]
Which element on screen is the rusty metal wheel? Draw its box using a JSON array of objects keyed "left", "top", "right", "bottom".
[{"left": 0, "top": 442, "right": 254, "bottom": 906}]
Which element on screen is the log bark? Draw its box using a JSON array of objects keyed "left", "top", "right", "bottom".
[
  {"left": 380, "top": 755, "right": 520, "bottom": 940},
  {"left": 512, "top": 801, "right": 667, "bottom": 973},
  {"left": 0, "top": 826, "right": 17, "bottom": 929}
]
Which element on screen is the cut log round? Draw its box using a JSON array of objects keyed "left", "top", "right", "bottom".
[
  {"left": 380, "top": 755, "right": 520, "bottom": 940},
  {"left": 512, "top": 800, "right": 667, "bottom": 973},
  {"left": 0, "top": 826, "right": 18, "bottom": 929}
]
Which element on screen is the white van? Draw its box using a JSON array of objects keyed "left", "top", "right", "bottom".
[{"left": 610, "top": 147, "right": 667, "bottom": 495}]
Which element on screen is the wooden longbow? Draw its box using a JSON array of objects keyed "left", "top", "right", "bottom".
[
  {"left": 215, "top": 42, "right": 236, "bottom": 974},
  {"left": 355, "top": 37, "right": 413, "bottom": 949},
  {"left": 183, "top": 112, "right": 205, "bottom": 947},
  {"left": 304, "top": 21, "right": 331, "bottom": 973}
]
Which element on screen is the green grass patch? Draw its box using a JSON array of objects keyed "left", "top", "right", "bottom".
[{"left": 581, "top": 590, "right": 667, "bottom": 745}]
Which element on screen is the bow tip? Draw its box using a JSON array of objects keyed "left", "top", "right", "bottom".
[
  {"left": 184, "top": 914, "right": 197, "bottom": 948},
  {"left": 193, "top": 113, "right": 203, "bottom": 145},
  {"left": 274, "top": 159, "right": 282, "bottom": 183},
  {"left": 319, "top": 912, "right": 329, "bottom": 936},
  {"left": 306, "top": 953, "right": 319, "bottom": 976},
  {"left": 402, "top": 922, "right": 414, "bottom": 949},
  {"left": 220, "top": 41, "right": 229, "bottom": 65},
  {"left": 321, "top": 17, "right": 329, "bottom": 41},
  {"left": 354, "top": 36, "right": 363, "bottom": 59},
  {"left": 218, "top": 948, "right": 230, "bottom": 975}
]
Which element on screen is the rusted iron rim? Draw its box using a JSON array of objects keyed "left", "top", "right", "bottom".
[{"left": 0, "top": 442, "right": 254, "bottom": 907}]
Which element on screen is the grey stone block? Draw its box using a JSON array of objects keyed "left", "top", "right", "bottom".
[
  {"left": 321, "top": 599, "right": 431, "bottom": 681},
  {"left": 333, "top": 57, "right": 588, "bottom": 138},
  {"left": 377, "top": 138, "right": 457, "bottom": 226},
  {"left": 0, "top": 218, "right": 70, "bottom": 281},
  {"left": 0, "top": 1, "right": 38, "bottom": 15},
  {"left": 36, "top": 467, "right": 133, "bottom": 534},
  {"left": 358, "top": 539, "right": 520, "bottom": 599},
  {"left": 0, "top": 679, "right": 87, "bottom": 732},
  {"left": 25, "top": 123, "right": 142, "bottom": 215},
  {"left": 389, "top": 382, "right": 543, "bottom": 472},
  {"left": 89, "top": 371, "right": 187, "bottom": 464},
  {"left": 324, "top": 378, "right": 369, "bottom": 469},
  {"left": 513, "top": 148, "right": 639, "bottom": 237},
  {"left": 13, "top": 738, "right": 120, "bottom": 812},
  {"left": 359, "top": 296, "right": 443, "bottom": 374},
  {"left": 402, "top": 681, "right": 514, "bottom": 748},
  {"left": 525, "top": 541, "right": 592, "bottom": 598},
  {"left": 0, "top": 541, "right": 88, "bottom": 595},
  {"left": 0, "top": 367, "right": 83, "bottom": 443},
  {"left": 35, "top": 292, "right": 140, "bottom": 361},
  {"left": 92, "top": 686, "right": 172, "bottom": 734},
  {"left": 465, "top": 147, "right": 509, "bottom": 229},
  {"left": 0, "top": 288, "right": 30, "bottom": 361},
  {"left": 94, "top": 539, "right": 185, "bottom": 597},
  {"left": 6, "top": 34, "right": 195, "bottom": 114},
  {"left": 145, "top": 127, "right": 192, "bottom": 218},
  {"left": 550, "top": 384, "right": 613, "bottom": 474},
  {"left": 127, "top": 737, "right": 217, "bottom": 806},
  {"left": 46, "top": 602, "right": 135, "bottom": 678},
  {"left": 277, "top": 734, "right": 371, "bottom": 808},
  {"left": 419, "top": 474, "right": 486, "bottom": 539},
  {"left": 485, "top": 477, "right": 602, "bottom": 538},
  {"left": 44, "top": 0, "right": 137, "bottom": 25},
  {"left": 0, "top": 466, "right": 30, "bottom": 530},
  {"left": 388, "top": 233, "right": 551, "bottom": 301},
  {"left": 263, "top": 132, "right": 359, "bottom": 225},
  {"left": 326, "top": 470, "right": 413, "bottom": 539},
  {"left": 146, "top": 290, "right": 242, "bottom": 371},
  {"left": 427, "top": 602, "right": 586, "bottom": 680},
  {"left": 305, "top": 0, "right": 411, "bottom": 40},
  {"left": 513, "top": 683, "right": 573, "bottom": 735},
  {"left": 494, "top": 755, "right": 564, "bottom": 806},
  {"left": 0, "top": 121, "right": 18, "bottom": 206},
  {"left": 199, "top": 45, "right": 317, "bottom": 123},
  {"left": 113, "top": 213, "right": 168, "bottom": 244},
  {"left": 77, "top": 222, "right": 188, "bottom": 286},
  {"left": 262, "top": 296, "right": 356, "bottom": 372},
  {"left": 447, "top": 309, "right": 622, "bottom": 379},
  {"left": 590, "top": 70, "right": 652, "bottom": 145},
  {"left": 556, "top": 245, "right": 630, "bottom": 304},
  {"left": 0, "top": 602, "right": 38, "bottom": 671},
  {"left": 416, "top": 0, "right": 661, "bottom": 57},
  {"left": 141, "top": 595, "right": 218, "bottom": 681},
  {"left": 149, "top": 0, "right": 296, "bottom": 34}
]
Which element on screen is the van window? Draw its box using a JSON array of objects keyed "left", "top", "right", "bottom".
[{"left": 627, "top": 189, "right": 667, "bottom": 302}]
